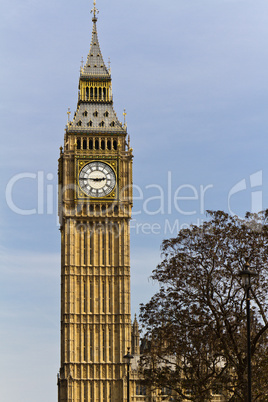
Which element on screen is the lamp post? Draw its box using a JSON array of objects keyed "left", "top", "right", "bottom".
[
  {"left": 239, "top": 261, "right": 258, "bottom": 402},
  {"left": 123, "top": 347, "right": 134, "bottom": 402}
]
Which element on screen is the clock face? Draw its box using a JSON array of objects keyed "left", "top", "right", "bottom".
[{"left": 79, "top": 161, "right": 116, "bottom": 197}]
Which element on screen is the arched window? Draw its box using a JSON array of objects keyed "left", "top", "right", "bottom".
[
  {"left": 77, "top": 120, "right": 82, "bottom": 126},
  {"left": 83, "top": 139, "right": 87, "bottom": 149},
  {"left": 95, "top": 139, "right": 99, "bottom": 150},
  {"left": 101, "top": 140, "right": 105, "bottom": 150},
  {"left": 89, "top": 139, "right": 93, "bottom": 150},
  {"left": 90, "top": 87, "right": 93, "bottom": 99},
  {"left": 77, "top": 139, "right": 81, "bottom": 149},
  {"left": 86, "top": 87, "right": 89, "bottom": 100},
  {"left": 103, "top": 88, "right": 106, "bottom": 100},
  {"left": 107, "top": 140, "right": 111, "bottom": 150},
  {"left": 99, "top": 121, "right": 105, "bottom": 127},
  {"left": 99, "top": 87, "right": 102, "bottom": 100},
  {"left": 104, "top": 111, "right": 109, "bottom": 117},
  {"left": 110, "top": 121, "right": 115, "bottom": 127},
  {"left": 94, "top": 87, "right": 97, "bottom": 99},
  {"left": 113, "top": 140, "right": 117, "bottom": 150},
  {"left": 93, "top": 111, "right": 98, "bottom": 117},
  {"left": 88, "top": 120, "right": 93, "bottom": 127}
]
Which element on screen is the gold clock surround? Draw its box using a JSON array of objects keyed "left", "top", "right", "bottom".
[
  {"left": 75, "top": 157, "right": 119, "bottom": 201},
  {"left": 76, "top": 159, "right": 118, "bottom": 200}
]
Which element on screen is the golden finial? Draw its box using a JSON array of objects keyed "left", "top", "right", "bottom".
[
  {"left": 67, "top": 108, "right": 71, "bottom": 123},
  {"left": 91, "top": 0, "right": 99, "bottom": 20}
]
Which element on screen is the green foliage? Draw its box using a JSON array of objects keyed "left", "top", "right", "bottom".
[{"left": 139, "top": 211, "right": 268, "bottom": 401}]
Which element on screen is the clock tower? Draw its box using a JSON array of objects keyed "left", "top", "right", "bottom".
[{"left": 58, "top": 2, "right": 133, "bottom": 401}]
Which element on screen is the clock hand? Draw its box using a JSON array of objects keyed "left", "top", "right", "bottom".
[{"left": 89, "top": 177, "right": 106, "bottom": 182}]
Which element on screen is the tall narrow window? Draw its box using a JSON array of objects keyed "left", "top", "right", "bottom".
[
  {"left": 83, "top": 327, "right": 87, "bottom": 361},
  {"left": 102, "top": 281, "right": 105, "bottom": 313},
  {"left": 113, "top": 140, "right": 117, "bottom": 150},
  {"left": 77, "top": 139, "right": 81, "bottom": 149},
  {"left": 89, "top": 139, "right": 93, "bottom": 149},
  {"left": 83, "top": 139, "right": 87, "bottom": 150},
  {"left": 90, "top": 384, "right": 94, "bottom": 401},
  {"left": 95, "top": 139, "right": 99, "bottom": 150},
  {"left": 87, "top": 229, "right": 91, "bottom": 266},
  {"left": 109, "top": 328, "right": 112, "bottom": 361},
  {"left": 89, "top": 231, "right": 92, "bottom": 266},
  {"left": 108, "top": 230, "right": 112, "bottom": 266},
  {"left": 80, "top": 226, "right": 84, "bottom": 265},
  {"left": 101, "top": 140, "right": 105, "bottom": 150},
  {"left": 102, "top": 228, "right": 105, "bottom": 265},
  {"left": 83, "top": 281, "right": 86, "bottom": 313},
  {"left": 94, "top": 87, "right": 97, "bottom": 99},
  {"left": 102, "top": 328, "right": 105, "bottom": 361},
  {"left": 103, "top": 87, "right": 106, "bottom": 100},
  {"left": 99, "top": 87, "right": 102, "bottom": 100},
  {"left": 90, "top": 224, "right": 93, "bottom": 264},
  {"left": 84, "top": 229, "right": 87, "bottom": 265},
  {"left": 108, "top": 281, "right": 112, "bottom": 313},
  {"left": 84, "top": 382, "right": 87, "bottom": 402},
  {"left": 90, "top": 281, "right": 93, "bottom": 313},
  {"left": 86, "top": 87, "right": 89, "bottom": 100},
  {"left": 90, "top": 87, "right": 93, "bottom": 99},
  {"left": 90, "top": 330, "right": 93, "bottom": 361},
  {"left": 107, "top": 140, "right": 111, "bottom": 150},
  {"left": 109, "top": 383, "right": 112, "bottom": 401},
  {"left": 102, "top": 382, "right": 106, "bottom": 401}
]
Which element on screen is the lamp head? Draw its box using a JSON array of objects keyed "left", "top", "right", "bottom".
[
  {"left": 123, "top": 347, "right": 134, "bottom": 364},
  {"left": 239, "top": 261, "right": 258, "bottom": 287}
]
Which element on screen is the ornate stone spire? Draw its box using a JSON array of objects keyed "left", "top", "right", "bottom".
[
  {"left": 66, "top": 0, "right": 126, "bottom": 134},
  {"left": 80, "top": 0, "right": 110, "bottom": 79}
]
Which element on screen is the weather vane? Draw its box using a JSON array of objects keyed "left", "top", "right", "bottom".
[{"left": 91, "top": 0, "right": 99, "bottom": 19}]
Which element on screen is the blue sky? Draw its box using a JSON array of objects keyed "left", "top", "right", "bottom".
[{"left": 1, "top": 0, "right": 268, "bottom": 400}]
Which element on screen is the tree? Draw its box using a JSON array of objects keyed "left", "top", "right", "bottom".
[{"left": 139, "top": 211, "right": 268, "bottom": 401}]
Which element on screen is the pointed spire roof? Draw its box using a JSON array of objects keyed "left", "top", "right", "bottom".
[
  {"left": 80, "top": 1, "right": 110, "bottom": 79},
  {"left": 133, "top": 314, "right": 139, "bottom": 329},
  {"left": 66, "top": 1, "right": 127, "bottom": 135}
]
